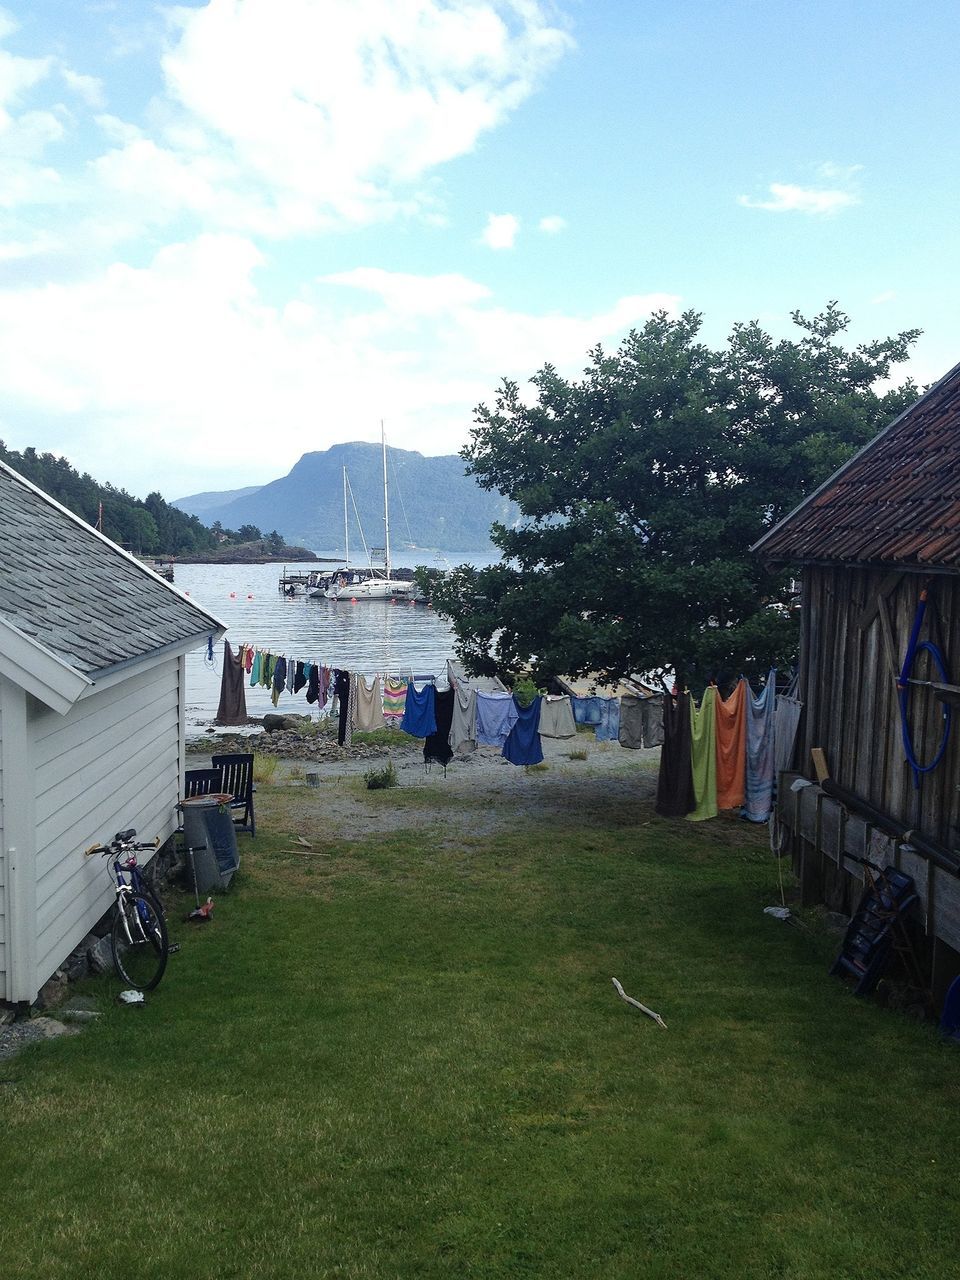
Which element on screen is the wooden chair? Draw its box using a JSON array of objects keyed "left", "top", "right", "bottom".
[
  {"left": 211, "top": 753, "right": 256, "bottom": 838},
  {"left": 183, "top": 767, "right": 225, "bottom": 798}
]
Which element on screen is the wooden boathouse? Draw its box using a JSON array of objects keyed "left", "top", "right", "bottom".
[{"left": 754, "top": 358, "right": 960, "bottom": 1003}]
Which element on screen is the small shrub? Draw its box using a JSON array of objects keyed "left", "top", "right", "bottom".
[
  {"left": 286, "top": 764, "right": 306, "bottom": 781},
  {"left": 566, "top": 748, "right": 589, "bottom": 761},
  {"left": 365, "top": 759, "right": 399, "bottom": 790},
  {"left": 525, "top": 762, "right": 549, "bottom": 773},
  {"left": 253, "top": 754, "right": 279, "bottom": 785},
  {"left": 512, "top": 675, "right": 545, "bottom": 708}
]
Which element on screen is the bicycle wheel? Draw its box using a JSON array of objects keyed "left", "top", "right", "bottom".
[{"left": 111, "top": 892, "right": 169, "bottom": 991}]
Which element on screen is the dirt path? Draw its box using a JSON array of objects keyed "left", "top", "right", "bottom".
[{"left": 188, "top": 734, "right": 662, "bottom": 840}]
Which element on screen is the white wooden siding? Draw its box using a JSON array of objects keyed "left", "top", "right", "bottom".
[
  {"left": 0, "top": 690, "right": 5, "bottom": 996},
  {"left": 31, "top": 659, "right": 183, "bottom": 988}
]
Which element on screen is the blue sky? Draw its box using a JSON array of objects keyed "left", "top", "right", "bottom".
[{"left": 0, "top": 0, "right": 955, "bottom": 500}]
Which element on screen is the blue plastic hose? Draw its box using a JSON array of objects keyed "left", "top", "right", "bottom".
[{"left": 897, "top": 590, "right": 952, "bottom": 789}]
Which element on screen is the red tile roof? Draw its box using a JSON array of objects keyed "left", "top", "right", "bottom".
[{"left": 753, "top": 360, "right": 960, "bottom": 568}]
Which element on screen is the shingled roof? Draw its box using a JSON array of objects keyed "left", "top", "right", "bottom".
[
  {"left": 0, "top": 461, "right": 224, "bottom": 683},
  {"left": 753, "top": 358, "right": 960, "bottom": 569}
]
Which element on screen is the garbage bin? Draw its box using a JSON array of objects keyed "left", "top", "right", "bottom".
[{"left": 179, "top": 793, "right": 240, "bottom": 892}]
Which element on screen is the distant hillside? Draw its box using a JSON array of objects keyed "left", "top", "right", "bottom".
[
  {"left": 173, "top": 443, "right": 519, "bottom": 553},
  {"left": 174, "top": 484, "right": 263, "bottom": 517}
]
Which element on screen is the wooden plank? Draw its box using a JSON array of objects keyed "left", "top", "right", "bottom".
[
  {"left": 931, "top": 869, "right": 960, "bottom": 954},
  {"left": 899, "top": 847, "right": 930, "bottom": 931},
  {"left": 843, "top": 815, "right": 868, "bottom": 881},
  {"left": 798, "top": 784, "right": 821, "bottom": 842},
  {"left": 855, "top": 569, "right": 905, "bottom": 630},
  {"left": 868, "top": 826, "right": 896, "bottom": 870},
  {"left": 819, "top": 796, "right": 843, "bottom": 865}
]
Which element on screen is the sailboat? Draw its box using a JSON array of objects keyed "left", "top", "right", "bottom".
[{"left": 326, "top": 425, "right": 422, "bottom": 602}]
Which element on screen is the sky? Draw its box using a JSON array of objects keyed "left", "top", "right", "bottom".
[{"left": 0, "top": 0, "right": 957, "bottom": 501}]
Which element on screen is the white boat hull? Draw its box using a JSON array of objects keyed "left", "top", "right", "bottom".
[{"left": 332, "top": 578, "right": 420, "bottom": 601}]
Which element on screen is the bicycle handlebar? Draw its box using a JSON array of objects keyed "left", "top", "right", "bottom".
[{"left": 84, "top": 830, "right": 160, "bottom": 858}]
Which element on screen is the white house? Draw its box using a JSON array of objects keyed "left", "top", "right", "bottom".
[{"left": 0, "top": 460, "right": 226, "bottom": 1006}]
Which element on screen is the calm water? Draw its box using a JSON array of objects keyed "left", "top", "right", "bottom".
[{"left": 178, "top": 558, "right": 483, "bottom": 729}]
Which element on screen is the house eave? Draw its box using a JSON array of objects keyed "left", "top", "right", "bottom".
[{"left": 0, "top": 615, "right": 93, "bottom": 714}]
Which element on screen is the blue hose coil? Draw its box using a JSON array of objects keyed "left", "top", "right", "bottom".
[{"left": 898, "top": 619, "right": 952, "bottom": 789}]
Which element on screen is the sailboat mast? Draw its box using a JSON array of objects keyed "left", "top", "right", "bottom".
[
  {"left": 381, "top": 420, "right": 391, "bottom": 581},
  {"left": 342, "top": 466, "right": 349, "bottom": 568}
]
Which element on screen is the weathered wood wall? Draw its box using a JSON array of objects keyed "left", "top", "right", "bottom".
[{"left": 799, "top": 565, "right": 960, "bottom": 847}]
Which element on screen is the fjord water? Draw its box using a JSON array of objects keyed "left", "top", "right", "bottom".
[{"left": 178, "top": 559, "right": 463, "bottom": 729}]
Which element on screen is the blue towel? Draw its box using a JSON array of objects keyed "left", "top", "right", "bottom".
[
  {"left": 742, "top": 669, "right": 776, "bottom": 823},
  {"left": 400, "top": 681, "right": 437, "bottom": 738},
  {"left": 502, "top": 696, "right": 544, "bottom": 766}
]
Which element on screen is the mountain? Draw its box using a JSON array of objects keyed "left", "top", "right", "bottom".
[
  {"left": 173, "top": 484, "right": 263, "bottom": 517},
  {"left": 173, "top": 443, "right": 519, "bottom": 553}
]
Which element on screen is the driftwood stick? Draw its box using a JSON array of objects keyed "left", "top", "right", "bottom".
[{"left": 611, "top": 977, "right": 667, "bottom": 1029}]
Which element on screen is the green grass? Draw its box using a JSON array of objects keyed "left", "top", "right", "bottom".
[{"left": 1, "top": 793, "right": 958, "bottom": 1278}]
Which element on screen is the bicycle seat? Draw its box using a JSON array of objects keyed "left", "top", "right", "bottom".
[{"left": 114, "top": 828, "right": 137, "bottom": 844}]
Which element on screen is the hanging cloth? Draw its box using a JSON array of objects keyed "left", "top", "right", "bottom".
[
  {"left": 640, "top": 695, "right": 664, "bottom": 747},
  {"left": 502, "top": 696, "right": 544, "bottom": 766},
  {"left": 774, "top": 694, "right": 803, "bottom": 776},
  {"left": 475, "top": 691, "right": 519, "bottom": 746},
  {"left": 215, "top": 641, "right": 248, "bottom": 725},
  {"left": 595, "top": 696, "right": 621, "bottom": 742},
  {"left": 293, "top": 660, "right": 307, "bottom": 694},
  {"left": 715, "top": 679, "right": 747, "bottom": 810},
  {"left": 742, "top": 669, "right": 776, "bottom": 823},
  {"left": 618, "top": 696, "right": 646, "bottom": 749},
  {"left": 250, "top": 651, "right": 262, "bottom": 687},
  {"left": 655, "top": 692, "right": 696, "bottom": 818},
  {"left": 353, "top": 675, "right": 386, "bottom": 732},
  {"left": 271, "top": 656, "right": 288, "bottom": 707},
  {"left": 244, "top": 645, "right": 254, "bottom": 674},
  {"left": 571, "top": 696, "right": 603, "bottom": 728},
  {"left": 449, "top": 683, "right": 478, "bottom": 754},
  {"left": 334, "top": 669, "right": 353, "bottom": 746},
  {"left": 538, "top": 695, "right": 576, "bottom": 739},
  {"left": 687, "top": 686, "right": 718, "bottom": 822},
  {"left": 306, "top": 665, "right": 321, "bottom": 704},
  {"left": 424, "top": 687, "right": 455, "bottom": 767},
  {"left": 382, "top": 676, "right": 408, "bottom": 721},
  {"left": 318, "top": 665, "right": 331, "bottom": 711},
  {"left": 400, "top": 681, "right": 437, "bottom": 738},
  {"left": 504, "top": 696, "right": 542, "bottom": 762}
]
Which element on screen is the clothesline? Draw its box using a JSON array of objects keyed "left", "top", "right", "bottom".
[
  {"left": 654, "top": 670, "right": 802, "bottom": 825},
  {"left": 215, "top": 641, "right": 799, "bottom": 797}
]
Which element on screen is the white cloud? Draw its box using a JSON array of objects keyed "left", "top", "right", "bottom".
[
  {"left": 128, "top": 0, "right": 575, "bottom": 235},
  {"left": 59, "top": 66, "right": 105, "bottom": 109},
  {"left": 480, "top": 212, "right": 520, "bottom": 249},
  {"left": 0, "top": 246, "right": 678, "bottom": 496},
  {"left": 816, "top": 161, "right": 864, "bottom": 183},
  {"left": 738, "top": 183, "right": 858, "bottom": 216},
  {"left": 538, "top": 214, "right": 566, "bottom": 234},
  {"left": 871, "top": 289, "right": 896, "bottom": 305}
]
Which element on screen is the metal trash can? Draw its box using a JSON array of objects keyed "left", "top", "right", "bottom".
[{"left": 179, "top": 793, "right": 240, "bottom": 892}]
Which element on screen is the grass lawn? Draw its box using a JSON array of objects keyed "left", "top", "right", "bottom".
[{"left": 1, "top": 780, "right": 958, "bottom": 1279}]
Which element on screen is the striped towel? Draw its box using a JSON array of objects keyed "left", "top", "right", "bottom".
[{"left": 382, "top": 676, "right": 408, "bottom": 720}]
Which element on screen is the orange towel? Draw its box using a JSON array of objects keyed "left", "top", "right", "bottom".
[{"left": 715, "top": 679, "right": 747, "bottom": 809}]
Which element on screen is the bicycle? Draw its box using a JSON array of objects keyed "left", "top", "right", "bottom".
[{"left": 85, "top": 829, "right": 169, "bottom": 991}]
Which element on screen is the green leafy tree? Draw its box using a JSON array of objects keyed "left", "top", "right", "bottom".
[{"left": 430, "top": 304, "right": 920, "bottom": 688}]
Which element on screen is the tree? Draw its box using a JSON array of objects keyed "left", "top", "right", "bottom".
[{"left": 428, "top": 304, "right": 920, "bottom": 689}]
